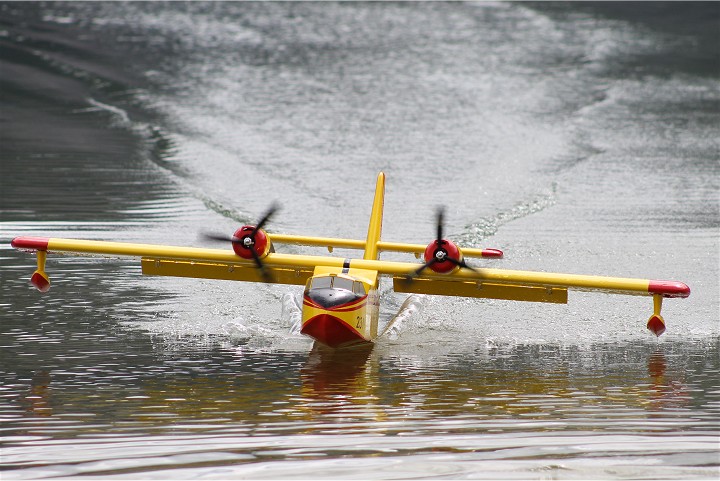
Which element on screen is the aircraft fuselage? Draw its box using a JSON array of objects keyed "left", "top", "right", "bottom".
[{"left": 301, "top": 268, "right": 379, "bottom": 348}]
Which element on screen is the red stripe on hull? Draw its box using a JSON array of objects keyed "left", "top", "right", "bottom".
[{"left": 301, "top": 314, "right": 368, "bottom": 349}]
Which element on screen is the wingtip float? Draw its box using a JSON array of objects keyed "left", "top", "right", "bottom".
[{"left": 10, "top": 172, "right": 689, "bottom": 348}]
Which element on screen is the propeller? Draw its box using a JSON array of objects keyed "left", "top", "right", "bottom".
[
  {"left": 411, "top": 207, "right": 478, "bottom": 278},
  {"left": 202, "top": 232, "right": 240, "bottom": 243},
  {"left": 201, "top": 203, "right": 279, "bottom": 283},
  {"left": 253, "top": 202, "right": 278, "bottom": 234}
]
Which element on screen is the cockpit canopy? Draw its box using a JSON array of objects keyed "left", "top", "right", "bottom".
[{"left": 304, "top": 274, "right": 367, "bottom": 308}]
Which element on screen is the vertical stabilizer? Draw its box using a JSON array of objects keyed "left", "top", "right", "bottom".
[{"left": 363, "top": 172, "right": 385, "bottom": 260}]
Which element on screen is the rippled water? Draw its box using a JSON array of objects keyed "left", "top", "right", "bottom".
[{"left": 1, "top": 2, "right": 719, "bottom": 479}]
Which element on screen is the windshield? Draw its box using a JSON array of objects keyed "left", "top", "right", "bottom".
[
  {"left": 305, "top": 275, "right": 367, "bottom": 308},
  {"left": 333, "top": 276, "right": 354, "bottom": 291},
  {"left": 310, "top": 276, "right": 333, "bottom": 289}
]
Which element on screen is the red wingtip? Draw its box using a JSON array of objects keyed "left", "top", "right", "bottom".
[
  {"left": 481, "top": 248, "right": 504, "bottom": 258},
  {"left": 11, "top": 236, "right": 50, "bottom": 251},
  {"left": 648, "top": 280, "right": 691, "bottom": 298}
]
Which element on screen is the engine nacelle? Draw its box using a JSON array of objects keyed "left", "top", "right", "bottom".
[
  {"left": 232, "top": 225, "right": 273, "bottom": 259},
  {"left": 423, "top": 239, "right": 463, "bottom": 274}
]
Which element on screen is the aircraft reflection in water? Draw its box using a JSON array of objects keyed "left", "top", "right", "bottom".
[
  {"left": 18, "top": 344, "right": 690, "bottom": 430},
  {"left": 646, "top": 350, "right": 691, "bottom": 412}
]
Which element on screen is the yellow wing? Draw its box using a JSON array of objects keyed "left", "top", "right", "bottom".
[{"left": 11, "top": 236, "right": 689, "bottom": 301}]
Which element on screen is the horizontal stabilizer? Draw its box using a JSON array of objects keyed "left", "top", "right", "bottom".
[{"left": 267, "top": 234, "right": 503, "bottom": 259}]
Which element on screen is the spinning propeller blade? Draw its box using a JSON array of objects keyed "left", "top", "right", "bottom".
[
  {"left": 249, "top": 246, "right": 273, "bottom": 283},
  {"left": 436, "top": 207, "right": 444, "bottom": 246},
  {"left": 201, "top": 233, "right": 239, "bottom": 243},
  {"left": 253, "top": 203, "right": 278, "bottom": 235}
]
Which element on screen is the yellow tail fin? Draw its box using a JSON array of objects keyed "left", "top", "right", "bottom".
[{"left": 363, "top": 172, "right": 385, "bottom": 260}]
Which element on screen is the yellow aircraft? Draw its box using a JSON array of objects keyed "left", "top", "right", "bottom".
[{"left": 11, "top": 172, "right": 689, "bottom": 349}]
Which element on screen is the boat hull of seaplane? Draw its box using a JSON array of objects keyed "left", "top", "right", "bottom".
[{"left": 300, "top": 268, "right": 380, "bottom": 348}]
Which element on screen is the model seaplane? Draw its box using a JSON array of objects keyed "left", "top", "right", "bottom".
[{"left": 11, "top": 172, "right": 689, "bottom": 348}]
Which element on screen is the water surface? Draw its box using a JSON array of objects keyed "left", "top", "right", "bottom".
[{"left": 1, "top": 2, "right": 718, "bottom": 479}]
